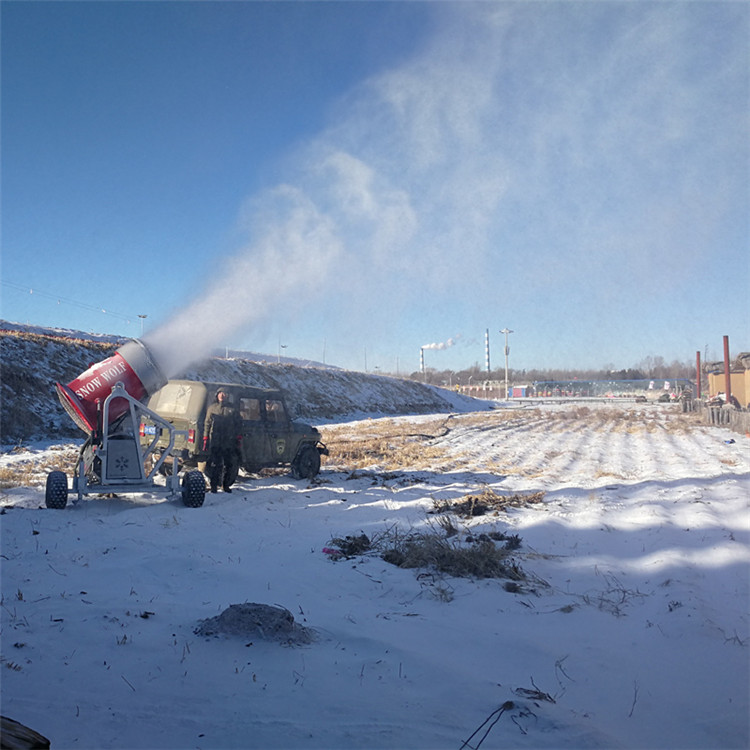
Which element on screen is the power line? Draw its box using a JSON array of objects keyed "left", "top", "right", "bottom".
[{"left": 1, "top": 280, "right": 139, "bottom": 324}]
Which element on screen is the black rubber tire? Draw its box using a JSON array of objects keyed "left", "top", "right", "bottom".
[
  {"left": 45, "top": 471, "right": 69, "bottom": 509},
  {"left": 181, "top": 470, "right": 206, "bottom": 508},
  {"left": 291, "top": 445, "right": 321, "bottom": 480}
]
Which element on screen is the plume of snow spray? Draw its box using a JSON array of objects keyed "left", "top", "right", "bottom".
[
  {"left": 139, "top": 7, "right": 511, "bottom": 376},
  {"left": 143, "top": 186, "right": 342, "bottom": 378},
  {"left": 139, "top": 3, "right": 722, "bottom": 375}
]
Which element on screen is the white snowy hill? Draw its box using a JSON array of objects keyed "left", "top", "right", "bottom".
[{"left": 0, "top": 322, "right": 488, "bottom": 442}]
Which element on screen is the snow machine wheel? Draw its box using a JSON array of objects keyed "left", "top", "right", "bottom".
[
  {"left": 291, "top": 445, "right": 321, "bottom": 480},
  {"left": 45, "top": 471, "right": 69, "bottom": 509},
  {"left": 181, "top": 470, "right": 206, "bottom": 508}
]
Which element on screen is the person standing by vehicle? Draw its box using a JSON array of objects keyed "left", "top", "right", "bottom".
[{"left": 203, "top": 387, "right": 242, "bottom": 493}]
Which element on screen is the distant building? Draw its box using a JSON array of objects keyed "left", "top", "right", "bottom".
[
  {"left": 457, "top": 379, "right": 695, "bottom": 401},
  {"left": 705, "top": 353, "right": 750, "bottom": 408}
]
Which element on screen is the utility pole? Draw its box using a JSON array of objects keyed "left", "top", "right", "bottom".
[
  {"left": 500, "top": 328, "right": 513, "bottom": 399},
  {"left": 723, "top": 335, "right": 731, "bottom": 405},
  {"left": 485, "top": 329, "right": 490, "bottom": 375}
]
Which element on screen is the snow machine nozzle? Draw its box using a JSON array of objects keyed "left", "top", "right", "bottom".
[{"left": 56, "top": 338, "right": 167, "bottom": 434}]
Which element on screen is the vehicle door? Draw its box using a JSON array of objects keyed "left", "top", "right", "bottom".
[
  {"left": 262, "top": 398, "right": 294, "bottom": 464},
  {"left": 238, "top": 396, "right": 265, "bottom": 470}
]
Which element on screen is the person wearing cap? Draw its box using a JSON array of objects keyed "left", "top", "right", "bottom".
[{"left": 202, "top": 387, "right": 242, "bottom": 493}]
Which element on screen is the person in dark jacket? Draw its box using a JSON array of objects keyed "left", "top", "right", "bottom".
[{"left": 203, "top": 387, "right": 242, "bottom": 493}]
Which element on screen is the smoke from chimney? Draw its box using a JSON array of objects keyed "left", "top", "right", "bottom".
[{"left": 421, "top": 337, "right": 458, "bottom": 351}]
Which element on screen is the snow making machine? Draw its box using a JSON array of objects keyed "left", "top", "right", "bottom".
[{"left": 47, "top": 339, "right": 206, "bottom": 508}]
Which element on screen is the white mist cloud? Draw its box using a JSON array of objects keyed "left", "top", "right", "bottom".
[
  {"left": 143, "top": 185, "right": 342, "bottom": 378},
  {"left": 144, "top": 6, "right": 515, "bottom": 377},
  {"left": 144, "top": 2, "right": 746, "bottom": 373}
]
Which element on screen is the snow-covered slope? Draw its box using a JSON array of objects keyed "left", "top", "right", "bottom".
[{"left": 0, "top": 326, "right": 488, "bottom": 442}]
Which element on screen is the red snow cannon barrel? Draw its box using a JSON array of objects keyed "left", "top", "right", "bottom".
[{"left": 56, "top": 339, "right": 167, "bottom": 434}]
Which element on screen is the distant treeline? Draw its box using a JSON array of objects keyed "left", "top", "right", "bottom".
[{"left": 404, "top": 355, "right": 697, "bottom": 387}]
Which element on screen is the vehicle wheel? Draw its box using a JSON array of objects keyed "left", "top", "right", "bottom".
[
  {"left": 181, "top": 470, "right": 206, "bottom": 508},
  {"left": 292, "top": 446, "right": 321, "bottom": 480},
  {"left": 45, "top": 471, "right": 69, "bottom": 509}
]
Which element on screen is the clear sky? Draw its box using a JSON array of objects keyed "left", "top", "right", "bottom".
[{"left": 2, "top": 1, "right": 748, "bottom": 375}]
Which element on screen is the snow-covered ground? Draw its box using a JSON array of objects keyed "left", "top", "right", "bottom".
[{"left": 1, "top": 403, "right": 748, "bottom": 749}]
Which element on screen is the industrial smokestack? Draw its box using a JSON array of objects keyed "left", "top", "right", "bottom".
[
  {"left": 696, "top": 350, "right": 701, "bottom": 400},
  {"left": 723, "top": 335, "right": 731, "bottom": 405},
  {"left": 56, "top": 339, "right": 167, "bottom": 434}
]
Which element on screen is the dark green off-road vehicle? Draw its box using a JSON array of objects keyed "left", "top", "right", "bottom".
[{"left": 139, "top": 380, "right": 328, "bottom": 480}]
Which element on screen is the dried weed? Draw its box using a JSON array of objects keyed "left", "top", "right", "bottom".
[
  {"left": 325, "top": 525, "right": 526, "bottom": 582},
  {"left": 432, "top": 487, "right": 546, "bottom": 517},
  {"left": 321, "top": 410, "right": 534, "bottom": 473},
  {"left": 381, "top": 532, "right": 525, "bottom": 580},
  {"left": 0, "top": 447, "right": 77, "bottom": 490},
  {"left": 321, "top": 416, "right": 455, "bottom": 471},
  {"left": 541, "top": 406, "right": 696, "bottom": 436}
]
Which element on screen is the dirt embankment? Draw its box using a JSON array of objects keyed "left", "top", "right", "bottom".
[{"left": 1, "top": 329, "right": 481, "bottom": 443}]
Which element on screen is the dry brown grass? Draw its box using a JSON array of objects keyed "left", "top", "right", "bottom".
[
  {"left": 0, "top": 446, "right": 78, "bottom": 490},
  {"left": 381, "top": 533, "right": 525, "bottom": 580},
  {"left": 432, "top": 487, "right": 546, "bottom": 517},
  {"left": 541, "top": 406, "right": 698, "bottom": 435},
  {"left": 321, "top": 416, "right": 455, "bottom": 471},
  {"left": 320, "top": 410, "right": 537, "bottom": 473},
  {"left": 1, "top": 405, "right": 701, "bottom": 490},
  {"left": 446, "top": 409, "right": 543, "bottom": 428},
  {"left": 320, "top": 405, "right": 704, "bottom": 479},
  {"left": 326, "top": 526, "right": 526, "bottom": 582}
]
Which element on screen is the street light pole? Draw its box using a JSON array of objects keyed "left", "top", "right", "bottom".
[
  {"left": 138, "top": 314, "right": 147, "bottom": 336},
  {"left": 500, "top": 328, "right": 513, "bottom": 399}
]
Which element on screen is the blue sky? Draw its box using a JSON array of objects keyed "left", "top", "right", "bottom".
[{"left": 2, "top": 1, "right": 748, "bottom": 376}]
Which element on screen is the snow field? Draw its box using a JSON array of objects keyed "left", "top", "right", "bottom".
[{"left": 1, "top": 403, "right": 748, "bottom": 749}]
